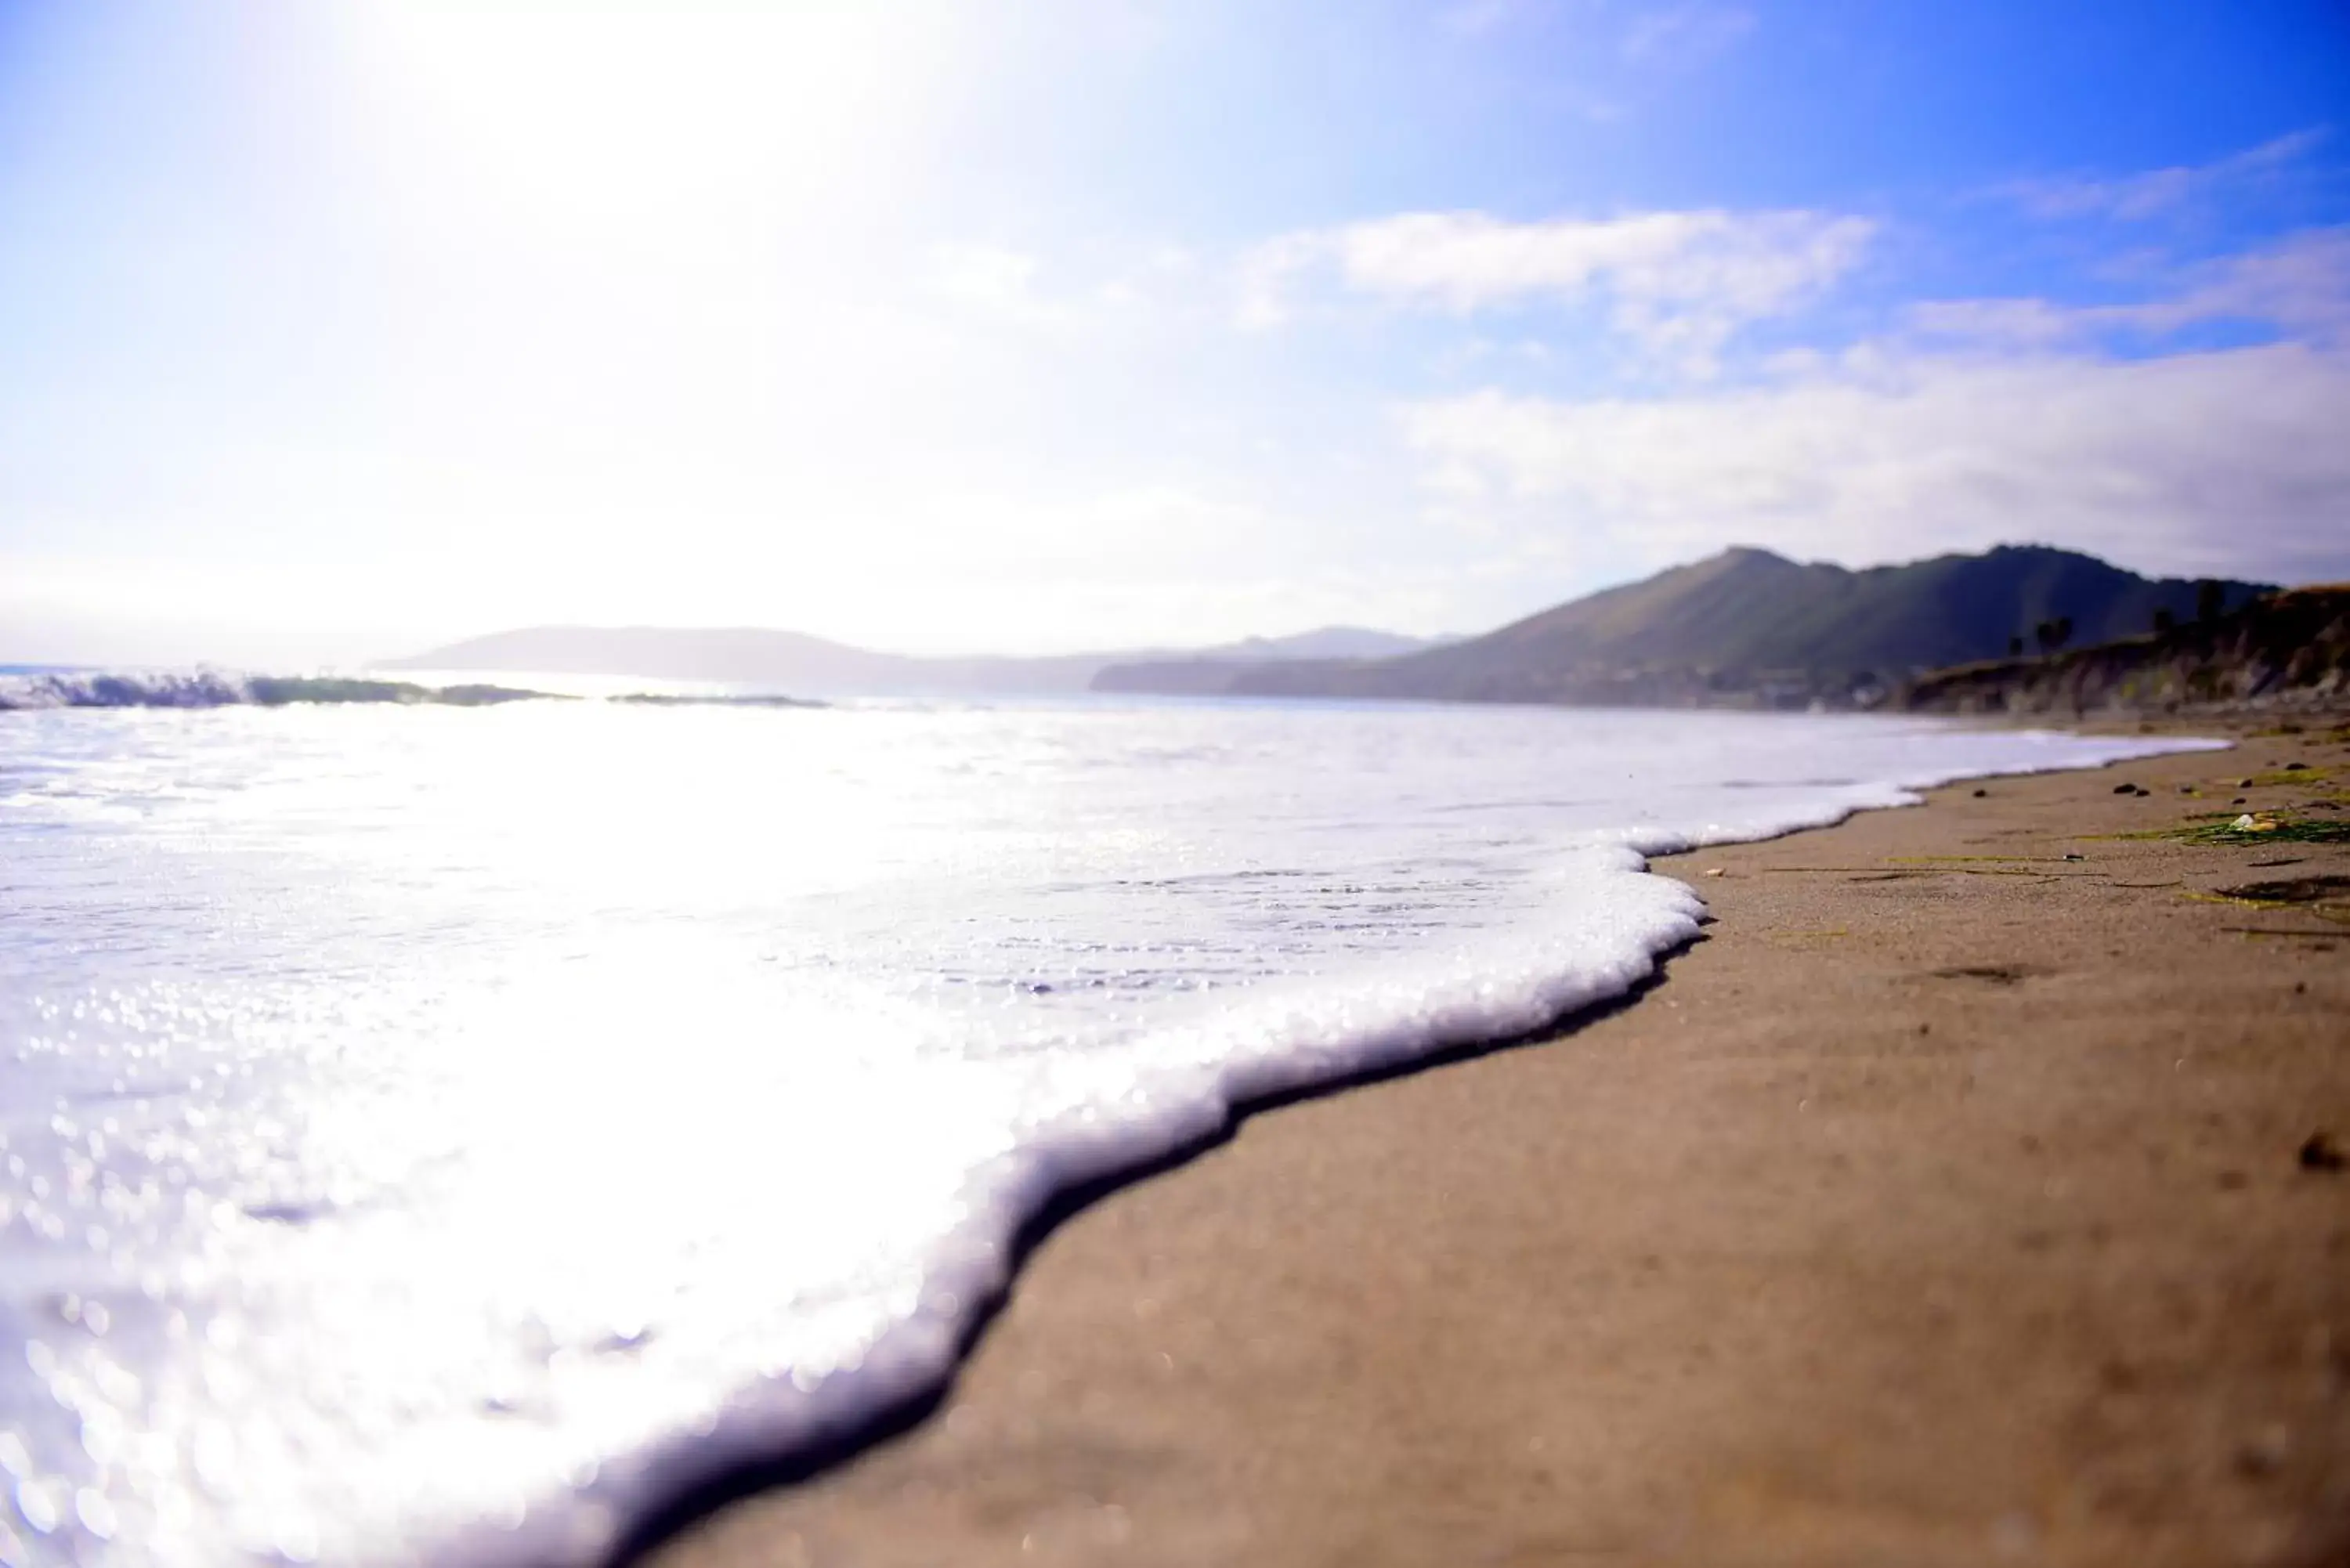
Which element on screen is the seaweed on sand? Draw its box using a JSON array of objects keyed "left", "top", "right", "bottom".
[{"left": 2155, "top": 816, "right": 2350, "bottom": 847}]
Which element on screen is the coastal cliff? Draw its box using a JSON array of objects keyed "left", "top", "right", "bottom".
[{"left": 1900, "top": 584, "right": 2350, "bottom": 714}]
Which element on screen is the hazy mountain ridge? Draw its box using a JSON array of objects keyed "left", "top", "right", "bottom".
[
  {"left": 1088, "top": 628, "right": 1456, "bottom": 696},
  {"left": 381, "top": 624, "right": 1446, "bottom": 695},
  {"left": 1100, "top": 546, "right": 2274, "bottom": 709},
  {"left": 388, "top": 547, "right": 2280, "bottom": 709}
]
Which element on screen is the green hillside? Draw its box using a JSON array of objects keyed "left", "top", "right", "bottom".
[{"left": 1206, "top": 546, "right": 2273, "bottom": 708}]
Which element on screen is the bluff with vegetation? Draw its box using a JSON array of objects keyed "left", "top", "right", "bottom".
[
  {"left": 1097, "top": 545, "right": 2272, "bottom": 709},
  {"left": 1899, "top": 584, "right": 2350, "bottom": 715}
]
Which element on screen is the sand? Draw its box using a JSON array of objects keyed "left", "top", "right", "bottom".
[{"left": 643, "top": 721, "right": 2350, "bottom": 1568}]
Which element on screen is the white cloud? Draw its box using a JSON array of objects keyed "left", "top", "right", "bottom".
[
  {"left": 929, "top": 239, "right": 1217, "bottom": 338},
  {"left": 1620, "top": 4, "right": 1754, "bottom": 66},
  {"left": 1904, "top": 297, "right": 2083, "bottom": 348},
  {"left": 1401, "top": 340, "right": 2350, "bottom": 586},
  {"left": 1235, "top": 230, "right": 1329, "bottom": 330},
  {"left": 1437, "top": 0, "right": 1548, "bottom": 37},
  {"left": 1241, "top": 208, "right": 1874, "bottom": 374},
  {"left": 1999, "top": 129, "right": 2327, "bottom": 222},
  {"left": 1908, "top": 228, "right": 2350, "bottom": 348},
  {"left": 2136, "top": 228, "right": 2350, "bottom": 343},
  {"left": 929, "top": 242, "right": 1044, "bottom": 314}
]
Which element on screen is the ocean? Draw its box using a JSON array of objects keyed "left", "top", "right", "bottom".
[{"left": 0, "top": 694, "right": 2204, "bottom": 1565}]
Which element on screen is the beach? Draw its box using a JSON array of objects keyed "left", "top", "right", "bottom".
[{"left": 645, "top": 720, "right": 2350, "bottom": 1568}]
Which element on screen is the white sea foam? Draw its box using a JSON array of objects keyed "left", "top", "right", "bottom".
[{"left": 0, "top": 699, "right": 2214, "bottom": 1564}]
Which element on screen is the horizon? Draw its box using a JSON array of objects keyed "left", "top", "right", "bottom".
[
  {"left": 383, "top": 538, "right": 2292, "bottom": 670},
  {"left": 5, "top": 536, "right": 2318, "bottom": 676},
  {"left": 5, "top": 2, "right": 2348, "bottom": 667}
]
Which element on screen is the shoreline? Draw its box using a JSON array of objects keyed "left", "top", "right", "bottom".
[{"left": 645, "top": 717, "right": 2350, "bottom": 1568}]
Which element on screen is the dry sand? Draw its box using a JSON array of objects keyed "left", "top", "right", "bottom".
[{"left": 645, "top": 721, "right": 2350, "bottom": 1568}]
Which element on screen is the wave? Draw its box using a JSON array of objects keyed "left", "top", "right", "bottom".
[
  {"left": 0, "top": 672, "right": 826, "bottom": 711},
  {"left": 485, "top": 735, "right": 2228, "bottom": 1567},
  {"left": 0, "top": 704, "right": 2220, "bottom": 1566}
]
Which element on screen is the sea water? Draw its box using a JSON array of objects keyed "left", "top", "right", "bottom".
[{"left": 0, "top": 696, "right": 2206, "bottom": 1565}]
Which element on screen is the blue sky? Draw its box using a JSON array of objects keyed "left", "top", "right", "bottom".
[{"left": 2, "top": 0, "right": 2346, "bottom": 664}]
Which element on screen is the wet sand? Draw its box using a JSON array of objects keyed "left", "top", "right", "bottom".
[{"left": 647, "top": 721, "right": 2350, "bottom": 1568}]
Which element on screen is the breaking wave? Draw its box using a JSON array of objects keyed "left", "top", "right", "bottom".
[{"left": 0, "top": 671, "right": 824, "bottom": 711}]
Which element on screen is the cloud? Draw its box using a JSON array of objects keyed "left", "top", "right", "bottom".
[
  {"left": 1437, "top": 0, "right": 1549, "bottom": 37},
  {"left": 1998, "top": 128, "right": 2327, "bottom": 222},
  {"left": 1235, "top": 230, "right": 1329, "bottom": 331},
  {"left": 929, "top": 242, "right": 1043, "bottom": 313},
  {"left": 1241, "top": 208, "right": 1874, "bottom": 374},
  {"left": 928, "top": 239, "right": 1219, "bottom": 340},
  {"left": 1903, "top": 297, "right": 2083, "bottom": 348},
  {"left": 2138, "top": 227, "right": 2350, "bottom": 342},
  {"left": 1401, "top": 338, "right": 2350, "bottom": 586},
  {"left": 1907, "top": 228, "right": 2350, "bottom": 348},
  {"left": 1620, "top": 4, "right": 1754, "bottom": 66}
]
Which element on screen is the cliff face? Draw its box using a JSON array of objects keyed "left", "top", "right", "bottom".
[{"left": 1899, "top": 586, "right": 2350, "bottom": 715}]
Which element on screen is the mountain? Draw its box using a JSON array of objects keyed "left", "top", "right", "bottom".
[
  {"left": 1090, "top": 627, "right": 1452, "bottom": 695},
  {"left": 381, "top": 625, "right": 923, "bottom": 687},
  {"left": 1900, "top": 583, "right": 2350, "bottom": 715},
  {"left": 379, "top": 624, "right": 1445, "bottom": 695},
  {"left": 1098, "top": 546, "right": 2274, "bottom": 708},
  {"left": 1199, "top": 626, "right": 1440, "bottom": 661}
]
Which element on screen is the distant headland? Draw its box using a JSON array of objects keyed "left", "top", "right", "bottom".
[{"left": 1097, "top": 545, "right": 2287, "bottom": 710}]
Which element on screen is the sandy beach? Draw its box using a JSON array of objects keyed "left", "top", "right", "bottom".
[{"left": 645, "top": 719, "right": 2350, "bottom": 1568}]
